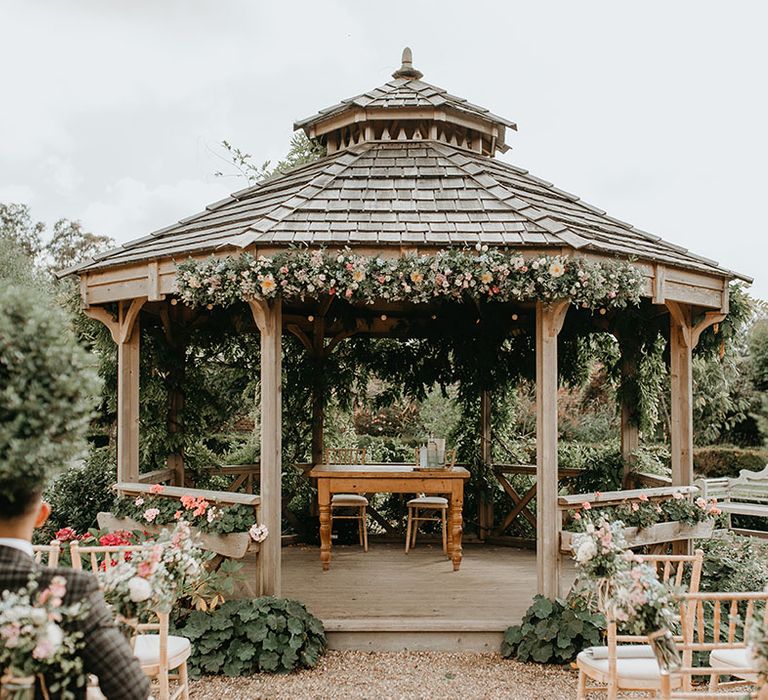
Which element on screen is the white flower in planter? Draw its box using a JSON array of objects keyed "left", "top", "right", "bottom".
[
  {"left": 128, "top": 576, "right": 152, "bottom": 603},
  {"left": 249, "top": 524, "right": 269, "bottom": 543}
]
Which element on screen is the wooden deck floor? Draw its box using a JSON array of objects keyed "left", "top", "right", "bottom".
[{"left": 277, "top": 542, "right": 576, "bottom": 625}]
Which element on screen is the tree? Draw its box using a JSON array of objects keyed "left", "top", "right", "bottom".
[
  {"left": 0, "top": 282, "right": 98, "bottom": 502},
  {"left": 0, "top": 202, "right": 45, "bottom": 258},
  {"left": 214, "top": 133, "right": 326, "bottom": 185},
  {"left": 46, "top": 218, "right": 114, "bottom": 271}
]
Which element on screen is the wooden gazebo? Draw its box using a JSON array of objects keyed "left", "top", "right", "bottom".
[{"left": 70, "top": 49, "right": 748, "bottom": 599}]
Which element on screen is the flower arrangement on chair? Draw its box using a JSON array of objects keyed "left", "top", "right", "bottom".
[
  {"left": 99, "top": 521, "right": 204, "bottom": 623},
  {"left": 0, "top": 576, "right": 89, "bottom": 700},
  {"left": 572, "top": 515, "right": 683, "bottom": 672}
]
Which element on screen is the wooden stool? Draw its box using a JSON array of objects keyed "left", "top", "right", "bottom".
[
  {"left": 331, "top": 494, "right": 369, "bottom": 552},
  {"left": 405, "top": 496, "right": 448, "bottom": 554}
]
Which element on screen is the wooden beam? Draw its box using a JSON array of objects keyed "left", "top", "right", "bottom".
[
  {"left": 691, "top": 312, "right": 727, "bottom": 349},
  {"left": 478, "top": 390, "right": 493, "bottom": 540},
  {"left": 653, "top": 264, "right": 666, "bottom": 304},
  {"left": 117, "top": 323, "right": 140, "bottom": 482},
  {"left": 535, "top": 300, "right": 568, "bottom": 598},
  {"left": 119, "top": 297, "right": 147, "bottom": 343},
  {"left": 618, "top": 335, "right": 640, "bottom": 487},
  {"left": 668, "top": 302, "right": 693, "bottom": 488},
  {"left": 84, "top": 306, "right": 120, "bottom": 344},
  {"left": 249, "top": 298, "right": 282, "bottom": 595}
]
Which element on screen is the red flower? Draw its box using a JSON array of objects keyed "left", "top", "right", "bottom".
[
  {"left": 99, "top": 530, "right": 134, "bottom": 547},
  {"left": 55, "top": 527, "right": 78, "bottom": 542},
  {"left": 149, "top": 484, "right": 164, "bottom": 495}
]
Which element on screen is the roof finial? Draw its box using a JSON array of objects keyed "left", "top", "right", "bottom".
[{"left": 392, "top": 47, "right": 423, "bottom": 80}]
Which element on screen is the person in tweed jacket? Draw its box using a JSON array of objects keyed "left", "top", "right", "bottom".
[{"left": 0, "top": 484, "right": 151, "bottom": 700}]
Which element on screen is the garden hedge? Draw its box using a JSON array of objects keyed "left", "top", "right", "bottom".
[{"left": 693, "top": 445, "right": 768, "bottom": 479}]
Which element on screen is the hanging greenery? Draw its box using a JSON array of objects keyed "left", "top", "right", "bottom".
[{"left": 176, "top": 247, "right": 644, "bottom": 310}]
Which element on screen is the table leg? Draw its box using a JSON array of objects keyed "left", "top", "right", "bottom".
[
  {"left": 449, "top": 483, "right": 464, "bottom": 571},
  {"left": 318, "top": 480, "right": 331, "bottom": 571}
]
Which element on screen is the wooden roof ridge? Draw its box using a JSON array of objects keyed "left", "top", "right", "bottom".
[
  {"left": 429, "top": 143, "right": 750, "bottom": 282},
  {"left": 293, "top": 75, "right": 517, "bottom": 132}
]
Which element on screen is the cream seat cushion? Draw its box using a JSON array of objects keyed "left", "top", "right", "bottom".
[
  {"left": 577, "top": 645, "right": 681, "bottom": 687},
  {"left": 134, "top": 634, "right": 191, "bottom": 670},
  {"left": 407, "top": 496, "right": 448, "bottom": 508},
  {"left": 331, "top": 494, "right": 368, "bottom": 506},
  {"left": 709, "top": 647, "right": 757, "bottom": 681}
]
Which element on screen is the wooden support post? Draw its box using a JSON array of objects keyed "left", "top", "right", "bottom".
[
  {"left": 311, "top": 313, "right": 326, "bottom": 467},
  {"left": 618, "top": 338, "right": 640, "bottom": 488},
  {"left": 164, "top": 305, "right": 186, "bottom": 488},
  {"left": 535, "top": 300, "right": 569, "bottom": 599},
  {"left": 478, "top": 389, "right": 493, "bottom": 540},
  {"left": 249, "top": 298, "right": 283, "bottom": 596},
  {"left": 85, "top": 299, "right": 146, "bottom": 484},
  {"left": 667, "top": 302, "right": 693, "bottom": 488},
  {"left": 117, "top": 325, "right": 141, "bottom": 483}
]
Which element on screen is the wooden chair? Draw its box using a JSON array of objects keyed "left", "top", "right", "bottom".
[
  {"left": 660, "top": 590, "right": 768, "bottom": 699},
  {"left": 71, "top": 542, "right": 191, "bottom": 700},
  {"left": 323, "top": 447, "right": 369, "bottom": 551},
  {"left": 405, "top": 449, "right": 457, "bottom": 554},
  {"left": 405, "top": 497, "right": 448, "bottom": 554},
  {"left": 69, "top": 540, "right": 149, "bottom": 572},
  {"left": 576, "top": 550, "right": 704, "bottom": 700},
  {"left": 122, "top": 612, "right": 190, "bottom": 700},
  {"left": 323, "top": 447, "right": 366, "bottom": 465},
  {"left": 32, "top": 541, "right": 61, "bottom": 567}
]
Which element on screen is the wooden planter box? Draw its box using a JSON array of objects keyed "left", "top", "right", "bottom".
[
  {"left": 97, "top": 512, "right": 257, "bottom": 559},
  {"left": 560, "top": 519, "right": 715, "bottom": 554}
]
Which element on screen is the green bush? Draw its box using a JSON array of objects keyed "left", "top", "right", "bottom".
[
  {"left": 0, "top": 284, "right": 97, "bottom": 502},
  {"left": 501, "top": 594, "right": 605, "bottom": 664},
  {"left": 693, "top": 445, "right": 768, "bottom": 479},
  {"left": 172, "top": 597, "right": 326, "bottom": 675},
  {"left": 699, "top": 532, "right": 768, "bottom": 592},
  {"left": 35, "top": 447, "right": 117, "bottom": 544}
]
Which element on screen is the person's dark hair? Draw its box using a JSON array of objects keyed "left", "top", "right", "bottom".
[{"left": 0, "top": 481, "right": 41, "bottom": 520}]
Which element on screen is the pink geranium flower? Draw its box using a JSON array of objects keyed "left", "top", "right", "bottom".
[{"left": 149, "top": 484, "right": 164, "bottom": 495}]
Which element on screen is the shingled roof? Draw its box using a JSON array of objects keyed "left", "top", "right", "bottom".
[{"left": 73, "top": 50, "right": 748, "bottom": 283}]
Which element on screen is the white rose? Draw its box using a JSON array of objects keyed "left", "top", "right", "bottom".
[
  {"left": 575, "top": 539, "right": 597, "bottom": 563},
  {"left": 45, "top": 622, "right": 64, "bottom": 651},
  {"left": 128, "top": 576, "right": 152, "bottom": 603}
]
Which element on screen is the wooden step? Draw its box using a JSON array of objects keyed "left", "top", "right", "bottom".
[{"left": 323, "top": 617, "right": 506, "bottom": 652}]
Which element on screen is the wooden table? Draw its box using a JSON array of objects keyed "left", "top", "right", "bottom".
[{"left": 309, "top": 464, "right": 470, "bottom": 572}]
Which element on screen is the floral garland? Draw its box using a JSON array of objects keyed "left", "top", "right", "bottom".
[
  {"left": 566, "top": 492, "right": 721, "bottom": 532},
  {"left": 176, "top": 246, "right": 644, "bottom": 311},
  {"left": 111, "top": 485, "right": 266, "bottom": 539}
]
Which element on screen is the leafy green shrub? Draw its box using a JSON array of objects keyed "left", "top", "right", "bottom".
[
  {"left": 35, "top": 447, "right": 117, "bottom": 544},
  {"left": 693, "top": 445, "right": 768, "bottom": 479},
  {"left": 699, "top": 532, "right": 768, "bottom": 592},
  {"left": 501, "top": 595, "right": 605, "bottom": 663},
  {"left": 0, "top": 283, "right": 97, "bottom": 503},
  {"left": 172, "top": 597, "right": 326, "bottom": 675}
]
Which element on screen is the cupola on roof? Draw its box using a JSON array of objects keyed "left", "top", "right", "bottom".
[
  {"left": 71, "top": 48, "right": 748, "bottom": 287},
  {"left": 294, "top": 47, "right": 515, "bottom": 157}
]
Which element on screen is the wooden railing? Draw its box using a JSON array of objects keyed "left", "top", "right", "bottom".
[
  {"left": 199, "top": 464, "right": 261, "bottom": 494},
  {"left": 490, "top": 463, "right": 579, "bottom": 539},
  {"left": 137, "top": 468, "right": 176, "bottom": 485}
]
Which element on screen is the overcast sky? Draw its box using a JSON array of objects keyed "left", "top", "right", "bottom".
[{"left": 2, "top": 1, "right": 766, "bottom": 296}]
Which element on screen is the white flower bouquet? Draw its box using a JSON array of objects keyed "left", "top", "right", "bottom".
[
  {"left": 99, "top": 521, "right": 205, "bottom": 621},
  {"left": 0, "top": 576, "right": 88, "bottom": 700}
]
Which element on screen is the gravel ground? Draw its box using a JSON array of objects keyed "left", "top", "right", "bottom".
[{"left": 187, "top": 651, "right": 579, "bottom": 700}]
